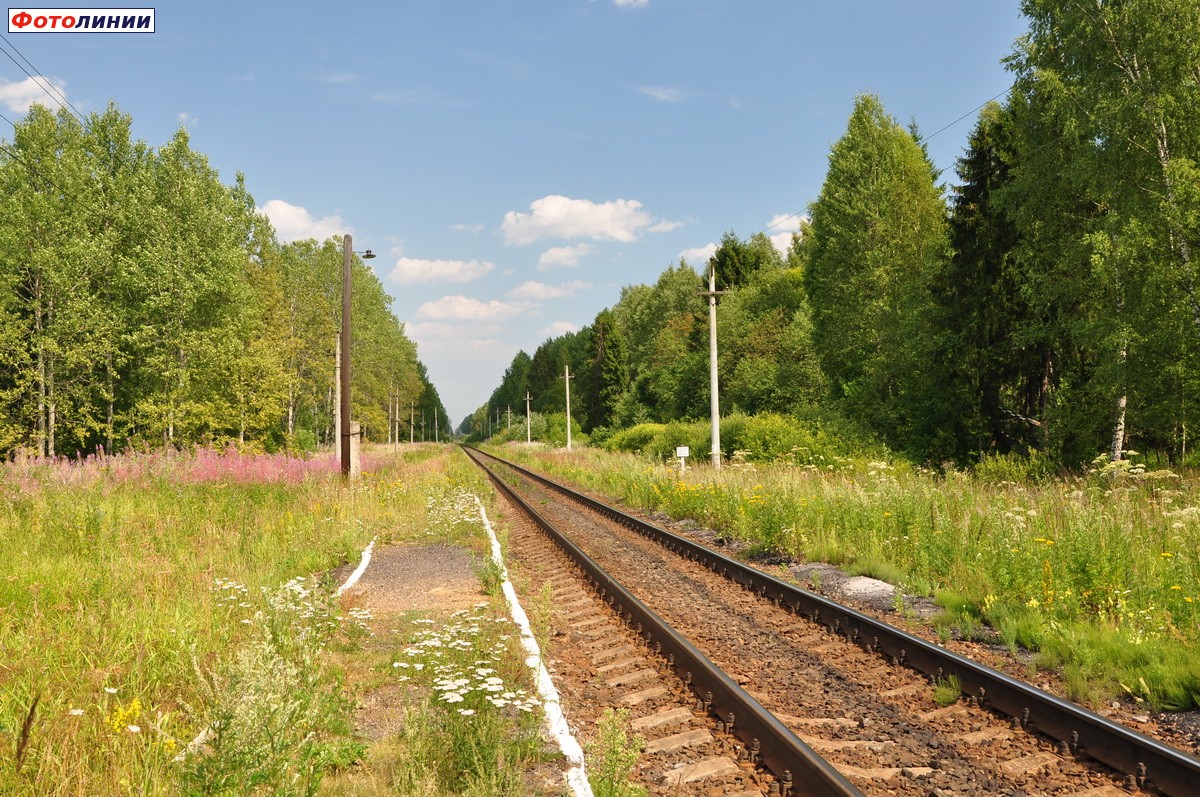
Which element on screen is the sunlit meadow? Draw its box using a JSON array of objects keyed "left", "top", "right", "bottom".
[
  {"left": 494, "top": 444, "right": 1200, "bottom": 711},
  {"left": 0, "top": 443, "right": 511, "bottom": 795}
]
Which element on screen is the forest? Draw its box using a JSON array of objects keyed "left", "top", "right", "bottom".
[
  {"left": 468, "top": 1, "right": 1200, "bottom": 469},
  {"left": 0, "top": 104, "right": 446, "bottom": 458}
]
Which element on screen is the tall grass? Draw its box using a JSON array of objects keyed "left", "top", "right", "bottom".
[
  {"left": 496, "top": 444, "right": 1200, "bottom": 710},
  {"left": 0, "top": 443, "right": 495, "bottom": 794}
]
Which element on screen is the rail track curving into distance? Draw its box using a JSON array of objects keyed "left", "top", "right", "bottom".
[{"left": 463, "top": 444, "right": 1200, "bottom": 796}]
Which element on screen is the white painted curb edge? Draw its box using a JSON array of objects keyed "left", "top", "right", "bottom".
[
  {"left": 473, "top": 494, "right": 594, "bottom": 797},
  {"left": 336, "top": 536, "right": 377, "bottom": 596}
]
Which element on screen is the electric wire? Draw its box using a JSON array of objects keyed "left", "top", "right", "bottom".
[
  {"left": 0, "top": 31, "right": 90, "bottom": 129},
  {"left": 756, "top": 88, "right": 1015, "bottom": 238}
]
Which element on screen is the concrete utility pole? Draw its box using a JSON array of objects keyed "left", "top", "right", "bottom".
[
  {"left": 525, "top": 391, "right": 532, "bottom": 443},
  {"left": 435, "top": 411, "right": 439, "bottom": 443},
  {"left": 409, "top": 401, "right": 414, "bottom": 444},
  {"left": 563, "top": 364, "right": 573, "bottom": 452},
  {"left": 506, "top": 406, "right": 512, "bottom": 429},
  {"left": 701, "top": 259, "right": 726, "bottom": 470}
]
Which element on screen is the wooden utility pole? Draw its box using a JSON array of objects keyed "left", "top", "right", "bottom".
[
  {"left": 333, "top": 332, "right": 341, "bottom": 465},
  {"left": 340, "top": 235, "right": 353, "bottom": 478}
]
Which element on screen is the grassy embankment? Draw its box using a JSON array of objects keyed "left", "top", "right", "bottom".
[
  {"left": 496, "top": 444, "right": 1200, "bottom": 712},
  {"left": 0, "top": 444, "right": 556, "bottom": 796}
]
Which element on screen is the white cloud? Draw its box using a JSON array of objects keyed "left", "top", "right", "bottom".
[
  {"left": 679, "top": 243, "right": 717, "bottom": 265},
  {"left": 391, "top": 257, "right": 495, "bottom": 284},
  {"left": 636, "top": 86, "right": 683, "bottom": 103},
  {"left": 451, "top": 222, "right": 484, "bottom": 234},
  {"left": 540, "top": 321, "right": 579, "bottom": 337},
  {"left": 0, "top": 76, "right": 68, "bottom": 114},
  {"left": 405, "top": 321, "right": 505, "bottom": 340},
  {"left": 765, "top": 213, "right": 808, "bottom": 255},
  {"left": 648, "top": 218, "right": 687, "bottom": 234},
  {"left": 177, "top": 112, "right": 197, "bottom": 128},
  {"left": 502, "top": 195, "right": 681, "bottom": 245},
  {"left": 536, "top": 243, "right": 594, "bottom": 271},
  {"left": 770, "top": 231, "right": 799, "bottom": 254},
  {"left": 260, "top": 199, "right": 350, "bottom": 244},
  {"left": 416, "top": 295, "right": 533, "bottom": 321},
  {"left": 766, "top": 213, "right": 804, "bottom": 232},
  {"left": 507, "top": 280, "right": 593, "bottom": 300},
  {"left": 614, "top": 0, "right": 649, "bottom": 8},
  {"left": 407, "top": 323, "right": 517, "bottom": 361}
]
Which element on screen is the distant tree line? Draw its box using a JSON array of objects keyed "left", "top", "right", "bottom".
[
  {"left": 0, "top": 103, "right": 442, "bottom": 457},
  {"left": 470, "top": 1, "right": 1200, "bottom": 468}
]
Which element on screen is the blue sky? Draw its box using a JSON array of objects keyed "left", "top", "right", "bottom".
[{"left": 2, "top": 1, "right": 1029, "bottom": 426}]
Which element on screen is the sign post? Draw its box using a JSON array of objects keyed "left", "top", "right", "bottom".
[{"left": 676, "top": 445, "right": 689, "bottom": 475}]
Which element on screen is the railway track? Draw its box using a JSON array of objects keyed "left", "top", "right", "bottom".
[{"left": 463, "top": 445, "right": 1200, "bottom": 796}]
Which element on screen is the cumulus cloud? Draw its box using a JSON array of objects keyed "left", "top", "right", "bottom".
[
  {"left": 765, "top": 213, "right": 808, "bottom": 254},
  {"left": 540, "top": 321, "right": 579, "bottom": 337},
  {"left": 507, "top": 280, "right": 593, "bottom": 300},
  {"left": 502, "top": 195, "right": 681, "bottom": 245},
  {"left": 405, "top": 321, "right": 505, "bottom": 340},
  {"left": 406, "top": 321, "right": 517, "bottom": 361},
  {"left": 614, "top": 0, "right": 649, "bottom": 7},
  {"left": 0, "top": 76, "right": 68, "bottom": 114},
  {"left": 536, "top": 243, "right": 594, "bottom": 271},
  {"left": 260, "top": 199, "right": 350, "bottom": 244},
  {"left": 636, "top": 86, "right": 683, "bottom": 103},
  {"left": 391, "top": 257, "right": 495, "bottom": 284},
  {"left": 416, "top": 295, "right": 533, "bottom": 321},
  {"left": 648, "top": 218, "right": 687, "bottom": 233},
  {"left": 679, "top": 243, "right": 717, "bottom": 265}
]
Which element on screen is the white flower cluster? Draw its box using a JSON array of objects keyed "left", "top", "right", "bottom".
[
  {"left": 342, "top": 606, "right": 375, "bottom": 637},
  {"left": 212, "top": 577, "right": 252, "bottom": 609},
  {"left": 393, "top": 605, "right": 539, "bottom": 717},
  {"left": 425, "top": 488, "right": 484, "bottom": 538}
]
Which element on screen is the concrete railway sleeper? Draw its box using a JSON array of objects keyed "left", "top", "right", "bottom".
[{"left": 464, "top": 445, "right": 1200, "bottom": 796}]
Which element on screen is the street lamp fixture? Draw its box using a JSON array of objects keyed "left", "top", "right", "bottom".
[{"left": 340, "top": 235, "right": 375, "bottom": 479}]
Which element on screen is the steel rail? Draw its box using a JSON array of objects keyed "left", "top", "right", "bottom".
[
  {"left": 462, "top": 445, "right": 863, "bottom": 797},
  {"left": 467, "top": 445, "right": 1200, "bottom": 797}
]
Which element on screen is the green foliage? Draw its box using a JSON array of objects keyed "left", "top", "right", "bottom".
[
  {"left": 602, "top": 423, "right": 666, "bottom": 454},
  {"left": 804, "top": 93, "right": 951, "bottom": 452},
  {"left": 0, "top": 103, "right": 428, "bottom": 457},
  {"left": 1002, "top": 0, "right": 1200, "bottom": 466},
  {"left": 973, "top": 451, "right": 1055, "bottom": 485},
  {"left": 586, "top": 709, "right": 647, "bottom": 797},
  {"left": 178, "top": 579, "right": 360, "bottom": 797},
  {"left": 932, "top": 674, "right": 963, "bottom": 707}
]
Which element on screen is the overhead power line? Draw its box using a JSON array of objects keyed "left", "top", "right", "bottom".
[{"left": 0, "top": 31, "right": 90, "bottom": 130}]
